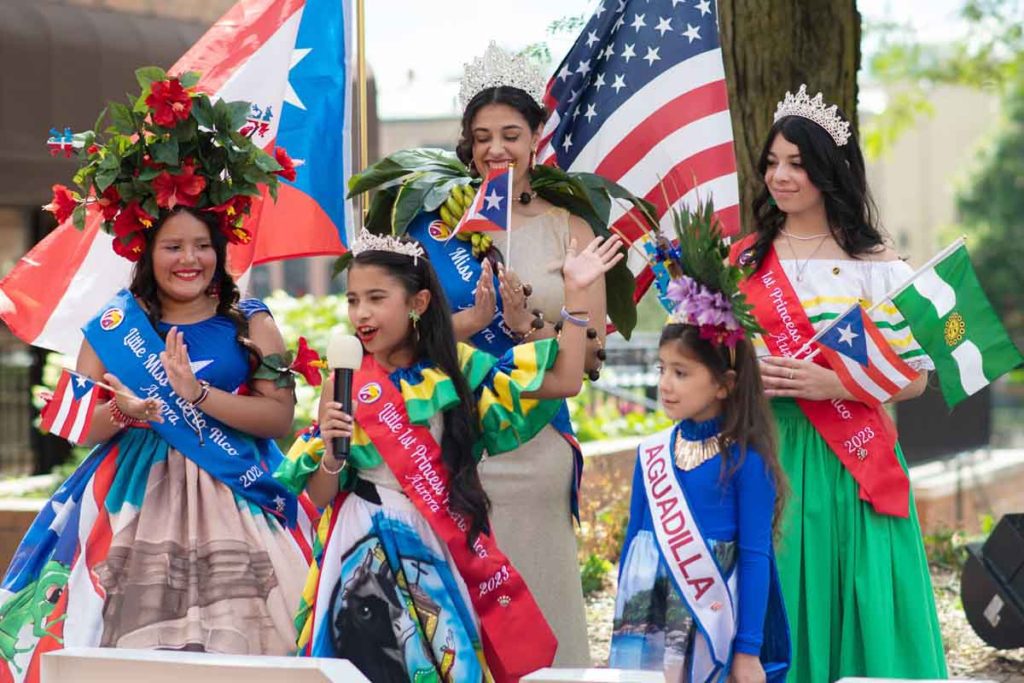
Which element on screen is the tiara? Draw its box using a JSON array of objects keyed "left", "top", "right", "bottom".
[
  {"left": 350, "top": 228, "right": 425, "bottom": 264},
  {"left": 458, "top": 42, "right": 546, "bottom": 110},
  {"left": 773, "top": 84, "right": 851, "bottom": 147}
]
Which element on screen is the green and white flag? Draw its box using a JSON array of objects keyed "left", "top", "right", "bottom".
[{"left": 890, "top": 238, "right": 1023, "bottom": 408}]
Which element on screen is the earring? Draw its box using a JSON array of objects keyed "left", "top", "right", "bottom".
[
  {"left": 409, "top": 310, "right": 421, "bottom": 342},
  {"left": 529, "top": 149, "right": 536, "bottom": 171}
]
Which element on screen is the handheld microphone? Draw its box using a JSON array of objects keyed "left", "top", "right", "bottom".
[{"left": 326, "top": 331, "right": 363, "bottom": 460}]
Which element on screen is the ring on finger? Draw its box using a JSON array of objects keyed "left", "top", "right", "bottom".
[{"left": 788, "top": 370, "right": 795, "bottom": 380}]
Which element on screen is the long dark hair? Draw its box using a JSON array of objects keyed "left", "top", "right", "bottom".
[
  {"left": 659, "top": 324, "right": 788, "bottom": 529},
  {"left": 129, "top": 206, "right": 261, "bottom": 368},
  {"left": 744, "top": 113, "right": 886, "bottom": 271},
  {"left": 351, "top": 249, "right": 491, "bottom": 544},
  {"left": 456, "top": 86, "right": 547, "bottom": 175}
]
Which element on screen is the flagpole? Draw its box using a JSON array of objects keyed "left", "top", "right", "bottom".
[
  {"left": 507, "top": 163, "right": 514, "bottom": 270},
  {"left": 356, "top": 0, "right": 369, "bottom": 228},
  {"left": 867, "top": 236, "right": 966, "bottom": 314}
]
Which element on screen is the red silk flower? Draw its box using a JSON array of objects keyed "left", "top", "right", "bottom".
[
  {"left": 112, "top": 231, "right": 146, "bottom": 261},
  {"left": 44, "top": 185, "right": 79, "bottom": 224},
  {"left": 96, "top": 185, "right": 121, "bottom": 221},
  {"left": 290, "top": 337, "right": 323, "bottom": 387},
  {"left": 113, "top": 201, "right": 155, "bottom": 238},
  {"left": 153, "top": 161, "right": 206, "bottom": 209},
  {"left": 146, "top": 78, "right": 193, "bottom": 128},
  {"left": 209, "top": 194, "right": 253, "bottom": 229},
  {"left": 274, "top": 147, "right": 297, "bottom": 182}
]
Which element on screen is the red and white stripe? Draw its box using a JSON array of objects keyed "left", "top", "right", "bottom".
[
  {"left": 39, "top": 370, "right": 98, "bottom": 445},
  {"left": 817, "top": 312, "right": 920, "bottom": 407},
  {"left": 539, "top": 49, "right": 738, "bottom": 303}
]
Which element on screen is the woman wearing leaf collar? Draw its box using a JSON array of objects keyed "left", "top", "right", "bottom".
[
  {"left": 347, "top": 43, "right": 651, "bottom": 667},
  {"left": 0, "top": 68, "right": 317, "bottom": 677}
]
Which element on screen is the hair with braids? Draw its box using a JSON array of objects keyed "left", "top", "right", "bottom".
[
  {"left": 456, "top": 86, "right": 547, "bottom": 175},
  {"left": 659, "top": 324, "right": 788, "bottom": 531},
  {"left": 350, "top": 248, "right": 491, "bottom": 544},
  {"left": 129, "top": 207, "right": 262, "bottom": 372},
  {"left": 743, "top": 113, "right": 887, "bottom": 272}
]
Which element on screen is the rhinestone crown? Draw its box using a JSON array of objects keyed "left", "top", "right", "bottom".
[
  {"left": 458, "top": 42, "right": 546, "bottom": 110},
  {"left": 773, "top": 84, "right": 851, "bottom": 147},
  {"left": 350, "top": 228, "right": 425, "bottom": 264}
]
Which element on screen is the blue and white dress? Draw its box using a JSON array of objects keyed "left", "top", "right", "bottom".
[
  {"left": 0, "top": 300, "right": 314, "bottom": 682},
  {"left": 610, "top": 417, "right": 790, "bottom": 682}
]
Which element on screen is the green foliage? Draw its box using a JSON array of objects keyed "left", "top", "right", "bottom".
[
  {"left": 864, "top": 1, "right": 1024, "bottom": 157},
  {"left": 579, "top": 553, "right": 613, "bottom": 597},
  {"left": 568, "top": 383, "right": 672, "bottom": 442},
  {"left": 263, "top": 290, "right": 351, "bottom": 434},
  {"left": 954, "top": 82, "right": 1024, "bottom": 339},
  {"left": 923, "top": 526, "right": 968, "bottom": 570},
  {"left": 345, "top": 148, "right": 658, "bottom": 338}
]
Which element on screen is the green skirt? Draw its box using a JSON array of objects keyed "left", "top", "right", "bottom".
[{"left": 772, "top": 399, "right": 947, "bottom": 682}]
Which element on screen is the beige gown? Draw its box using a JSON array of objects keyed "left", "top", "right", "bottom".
[{"left": 476, "top": 207, "right": 592, "bottom": 667}]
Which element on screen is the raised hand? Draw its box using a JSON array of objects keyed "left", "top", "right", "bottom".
[
  {"left": 497, "top": 263, "right": 532, "bottom": 335},
  {"left": 562, "top": 234, "right": 624, "bottom": 291},
  {"left": 160, "top": 326, "right": 203, "bottom": 403},
  {"left": 465, "top": 259, "right": 497, "bottom": 330},
  {"left": 103, "top": 373, "right": 163, "bottom": 423}
]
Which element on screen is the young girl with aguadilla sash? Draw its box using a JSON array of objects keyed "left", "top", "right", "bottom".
[
  {"left": 609, "top": 204, "right": 791, "bottom": 683},
  {"left": 275, "top": 228, "right": 623, "bottom": 682}
]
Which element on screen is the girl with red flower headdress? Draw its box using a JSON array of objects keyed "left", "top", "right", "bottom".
[{"left": 0, "top": 68, "right": 313, "bottom": 678}]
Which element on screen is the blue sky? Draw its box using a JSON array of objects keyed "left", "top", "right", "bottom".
[{"left": 365, "top": 0, "right": 969, "bottom": 119}]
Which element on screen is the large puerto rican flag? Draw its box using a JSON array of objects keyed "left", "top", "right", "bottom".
[
  {"left": 538, "top": 0, "right": 738, "bottom": 305},
  {"left": 0, "top": 0, "right": 353, "bottom": 356}
]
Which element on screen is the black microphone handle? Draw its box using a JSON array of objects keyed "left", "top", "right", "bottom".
[{"left": 333, "top": 367, "right": 354, "bottom": 459}]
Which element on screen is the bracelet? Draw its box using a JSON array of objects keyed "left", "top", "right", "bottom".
[
  {"left": 108, "top": 400, "right": 141, "bottom": 428},
  {"left": 560, "top": 307, "right": 590, "bottom": 327},
  {"left": 320, "top": 456, "right": 347, "bottom": 475},
  {"left": 189, "top": 380, "right": 211, "bottom": 407}
]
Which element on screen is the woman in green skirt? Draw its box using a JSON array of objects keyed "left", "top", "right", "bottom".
[{"left": 731, "top": 85, "right": 948, "bottom": 682}]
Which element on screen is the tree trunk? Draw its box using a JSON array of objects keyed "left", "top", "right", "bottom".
[{"left": 718, "top": 0, "right": 861, "bottom": 233}]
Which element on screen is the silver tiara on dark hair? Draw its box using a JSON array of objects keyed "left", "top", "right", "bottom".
[
  {"left": 458, "top": 42, "right": 546, "bottom": 110},
  {"left": 350, "top": 228, "right": 424, "bottom": 265},
  {"left": 774, "top": 84, "right": 851, "bottom": 147}
]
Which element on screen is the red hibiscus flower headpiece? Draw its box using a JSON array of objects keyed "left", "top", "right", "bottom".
[{"left": 43, "top": 66, "right": 294, "bottom": 262}]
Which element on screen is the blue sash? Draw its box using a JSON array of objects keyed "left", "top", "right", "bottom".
[
  {"left": 407, "top": 211, "right": 515, "bottom": 356},
  {"left": 83, "top": 289, "right": 297, "bottom": 526}
]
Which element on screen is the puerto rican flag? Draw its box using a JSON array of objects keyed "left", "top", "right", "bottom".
[
  {"left": 539, "top": 0, "right": 738, "bottom": 304},
  {"left": 451, "top": 165, "right": 512, "bottom": 238},
  {"left": 40, "top": 370, "right": 99, "bottom": 445},
  {"left": 0, "top": 0, "right": 353, "bottom": 356},
  {"left": 815, "top": 304, "right": 920, "bottom": 407}
]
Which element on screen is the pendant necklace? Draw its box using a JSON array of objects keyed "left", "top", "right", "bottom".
[{"left": 782, "top": 228, "right": 829, "bottom": 282}]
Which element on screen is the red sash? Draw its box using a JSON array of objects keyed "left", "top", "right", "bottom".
[
  {"left": 352, "top": 354, "right": 557, "bottom": 682},
  {"left": 732, "top": 238, "right": 909, "bottom": 518}
]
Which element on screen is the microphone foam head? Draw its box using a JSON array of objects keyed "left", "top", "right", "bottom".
[{"left": 326, "top": 332, "right": 363, "bottom": 370}]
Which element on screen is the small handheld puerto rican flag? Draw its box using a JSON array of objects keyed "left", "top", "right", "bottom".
[
  {"left": 451, "top": 164, "right": 513, "bottom": 238},
  {"left": 815, "top": 304, "right": 919, "bottom": 407},
  {"left": 40, "top": 369, "right": 99, "bottom": 444}
]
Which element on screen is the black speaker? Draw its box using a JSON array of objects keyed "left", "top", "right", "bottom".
[{"left": 961, "top": 514, "right": 1024, "bottom": 649}]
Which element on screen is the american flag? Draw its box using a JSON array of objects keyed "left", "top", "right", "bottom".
[
  {"left": 40, "top": 369, "right": 99, "bottom": 444},
  {"left": 815, "top": 304, "right": 920, "bottom": 407},
  {"left": 539, "top": 0, "right": 739, "bottom": 302}
]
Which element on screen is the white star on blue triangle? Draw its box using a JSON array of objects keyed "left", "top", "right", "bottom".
[{"left": 820, "top": 306, "right": 869, "bottom": 366}]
